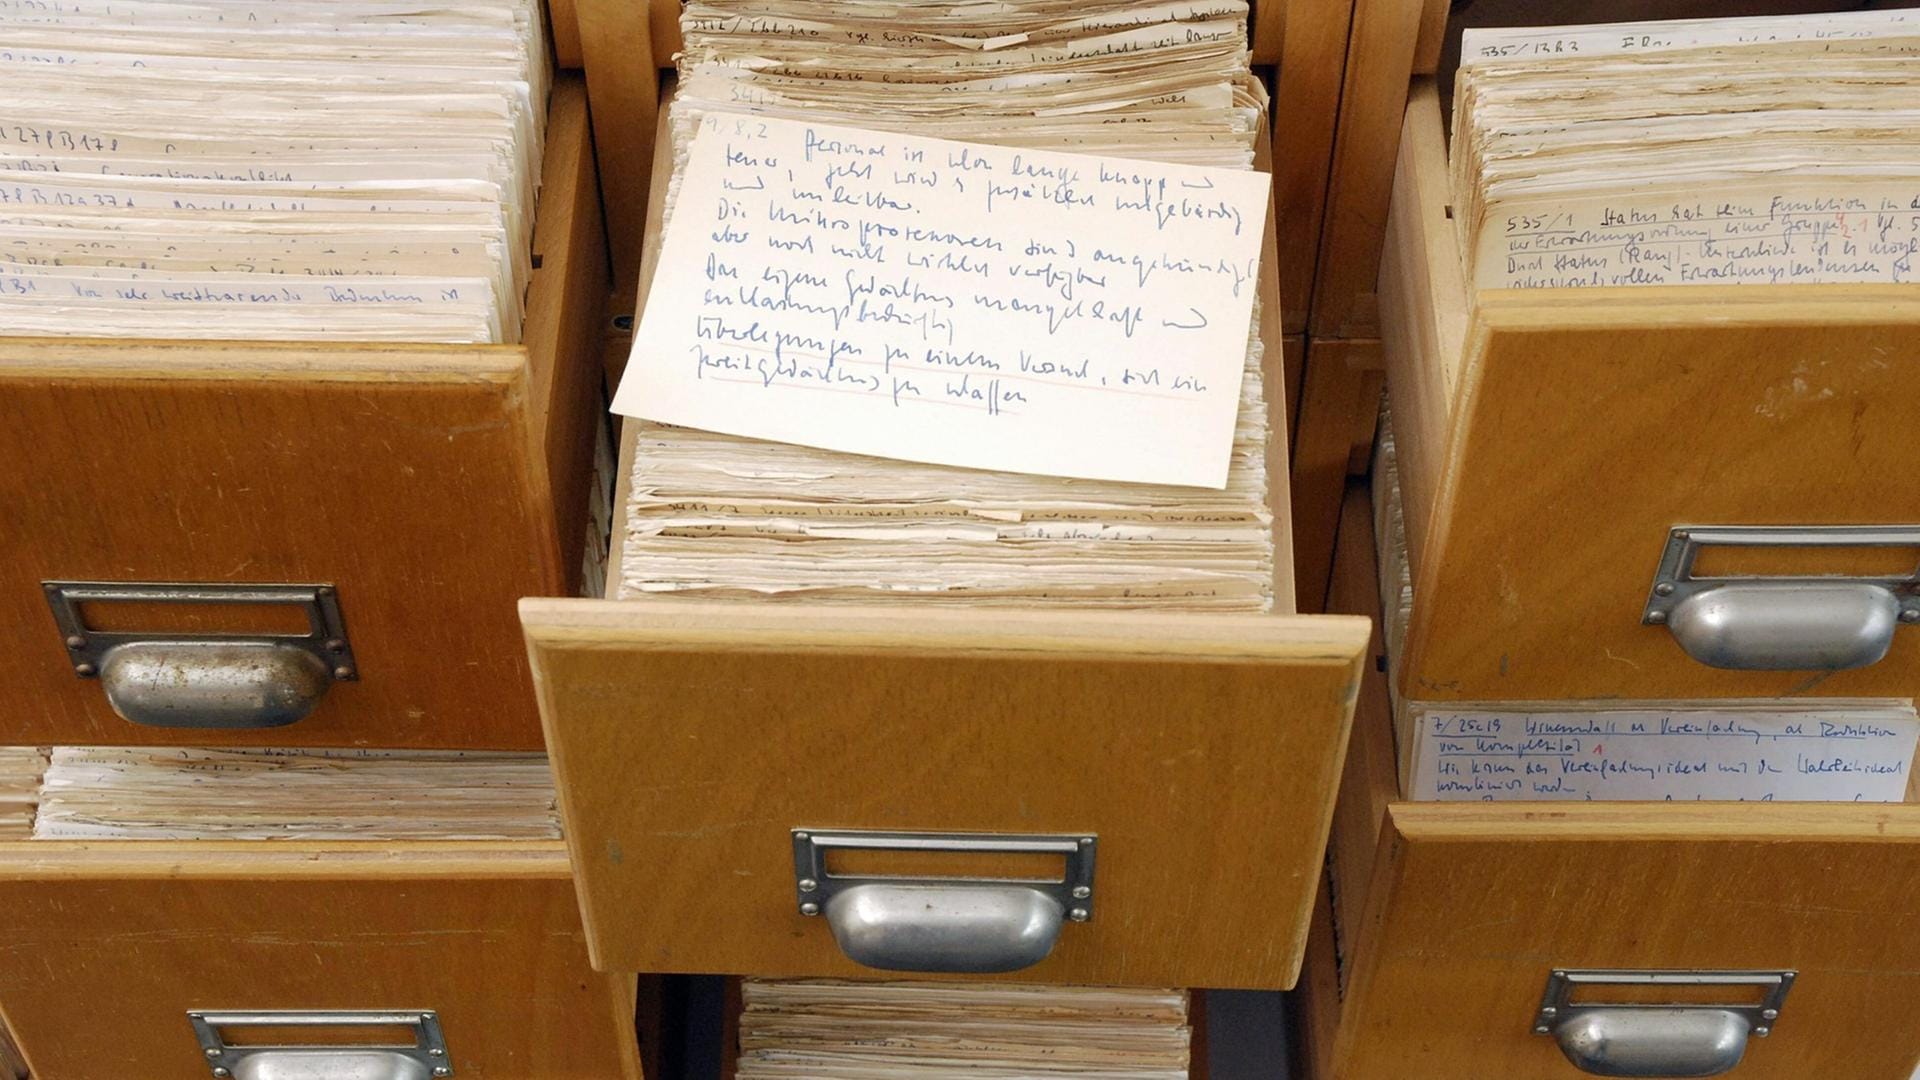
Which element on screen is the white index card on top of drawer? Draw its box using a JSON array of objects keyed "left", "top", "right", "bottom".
[{"left": 613, "top": 114, "right": 1271, "bottom": 490}]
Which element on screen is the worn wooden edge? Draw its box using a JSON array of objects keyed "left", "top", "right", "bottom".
[
  {"left": 1378, "top": 79, "right": 1461, "bottom": 604},
  {"left": 1325, "top": 484, "right": 1400, "bottom": 967},
  {"left": 1272, "top": 0, "right": 1355, "bottom": 335},
  {"left": 1308, "top": 0, "right": 1426, "bottom": 340},
  {"left": 576, "top": 0, "right": 663, "bottom": 295},
  {"left": 1289, "top": 339, "right": 1383, "bottom": 612},
  {"left": 1388, "top": 801, "right": 1920, "bottom": 842},
  {"left": 550, "top": 0, "right": 584, "bottom": 68},
  {"left": 605, "top": 974, "right": 649, "bottom": 1080},
  {"left": 1251, "top": 0, "right": 1285, "bottom": 64},
  {"left": 1412, "top": 0, "right": 1449, "bottom": 75},
  {"left": 0, "top": 840, "right": 572, "bottom": 879},
  {"left": 524, "top": 74, "right": 613, "bottom": 595},
  {"left": 0, "top": 342, "right": 527, "bottom": 382},
  {"left": 523, "top": 75, "right": 601, "bottom": 440},
  {"left": 1478, "top": 284, "right": 1920, "bottom": 330},
  {"left": 521, "top": 597, "right": 1374, "bottom": 663}
]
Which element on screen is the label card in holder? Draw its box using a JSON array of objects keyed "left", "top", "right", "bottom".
[
  {"left": 1409, "top": 703, "right": 1920, "bottom": 803},
  {"left": 613, "top": 114, "right": 1271, "bottom": 489}
]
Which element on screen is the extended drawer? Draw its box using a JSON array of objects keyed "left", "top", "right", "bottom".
[
  {"left": 1379, "top": 79, "right": 1920, "bottom": 708},
  {"left": 1297, "top": 482, "right": 1920, "bottom": 1080},
  {"left": 524, "top": 602, "right": 1365, "bottom": 990},
  {"left": 0, "top": 841, "right": 644, "bottom": 1079},
  {"left": 0, "top": 75, "right": 609, "bottom": 750},
  {"left": 519, "top": 91, "right": 1369, "bottom": 990}
]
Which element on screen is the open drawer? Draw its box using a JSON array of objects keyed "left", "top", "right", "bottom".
[
  {"left": 1379, "top": 79, "right": 1920, "bottom": 708},
  {"left": 519, "top": 92, "right": 1369, "bottom": 990},
  {"left": 1298, "top": 483, "right": 1920, "bottom": 1080},
  {"left": 0, "top": 75, "right": 608, "bottom": 751},
  {"left": 0, "top": 840, "right": 644, "bottom": 1079},
  {"left": 523, "top": 602, "right": 1366, "bottom": 989}
]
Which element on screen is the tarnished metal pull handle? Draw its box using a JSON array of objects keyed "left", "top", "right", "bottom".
[
  {"left": 189, "top": 1009, "right": 450, "bottom": 1079},
  {"left": 1644, "top": 527, "right": 1920, "bottom": 670},
  {"left": 792, "top": 829, "right": 1095, "bottom": 974},
  {"left": 1535, "top": 969, "right": 1794, "bottom": 1078},
  {"left": 44, "top": 582, "right": 356, "bottom": 729}
]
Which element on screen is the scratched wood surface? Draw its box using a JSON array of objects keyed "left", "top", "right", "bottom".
[
  {"left": 1383, "top": 90, "right": 1920, "bottom": 705},
  {"left": 1331, "top": 803, "right": 1920, "bottom": 1078},
  {"left": 522, "top": 600, "right": 1368, "bottom": 988},
  {"left": 0, "top": 78, "right": 606, "bottom": 750},
  {"left": 0, "top": 841, "right": 643, "bottom": 1079}
]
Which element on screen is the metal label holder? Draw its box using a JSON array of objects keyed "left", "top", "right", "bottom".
[
  {"left": 43, "top": 581, "right": 356, "bottom": 728},
  {"left": 1643, "top": 526, "right": 1920, "bottom": 671},
  {"left": 189, "top": 1009, "right": 450, "bottom": 1079},
  {"left": 791, "top": 829, "right": 1096, "bottom": 974},
  {"left": 1534, "top": 969, "right": 1795, "bottom": 1078}
]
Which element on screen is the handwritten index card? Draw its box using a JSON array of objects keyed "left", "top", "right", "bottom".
[
  {"left": 1409, "top": 704, "right": 1920, "bottom": 803},
  {"left": 612, "top": 114, "right": 1272, "bottom": 489}
]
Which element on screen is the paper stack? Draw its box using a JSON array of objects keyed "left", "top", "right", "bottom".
[
  {"left": 619, "top": 1, "right": 1280, "bottom": 611},
  {"left": 735, "top": 979, "right": 1191, "bottom": 1078},
  {"left": 0, "top": 748, "right": 48, "bottom": 840},
  {"left": 32, "top": 747, "right": 560, "bottom": 841},
  {"left": 1453, "top": 10, "right": 1920, "bottom": 290},
  {"left": 0, "top": 0, "right": 548, "bottom": 343}
]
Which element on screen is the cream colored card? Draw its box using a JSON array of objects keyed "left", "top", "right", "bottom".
[{"left": 613, "top": 114, "right": 1269, "bottom": 489}]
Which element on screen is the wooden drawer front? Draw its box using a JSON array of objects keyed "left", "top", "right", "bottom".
[
  {"left": 0, "top": 76, "right": 607, "bottom": 751},
  {"left": 1332, "top": 804, "right": 1920, "bottom": 1079},
  {"left": 0, "top": 842, "right": 641, "bottom": 1079},
  {"left": 1381, "top": 81, "right": 1920, "bottom": 706},
  {"left": 522, "top": 600, "right": 1369, "bottom": 989}
]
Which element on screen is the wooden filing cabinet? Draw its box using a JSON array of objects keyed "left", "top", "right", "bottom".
[
  {"left": 1294, "top": 486, "right": 1920, "bottom": 1080},
  {"left": 0, "top": 75, "right": 609, "bottom": 751},
  {"left": 1380, "top": 80, "right": 1920, "bottom": 709},
  {"left": 518, "top": 85, "right": 1370, "bottom": 991},
  {"left": 0, "top": 841, "right": 645, "bottom": 1079}
]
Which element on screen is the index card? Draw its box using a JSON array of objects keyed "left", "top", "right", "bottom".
[
  {"left": 612, "top": 114, "right": 1271, "bottom": 489},
  {"left": 1409, "top": 704, "right": 1920, "bottom": 803}
]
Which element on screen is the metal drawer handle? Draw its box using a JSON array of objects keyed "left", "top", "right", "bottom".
[
  {"left": 44, "top": 582, "right": 357, "bottom": 729},
  {"left": 792, "top": 829, "right": 1095, "bottom": 974},
  {"left": 1534, "top": 969, "right": 1795, "bottom": 1078},
  {"left": 1643, "top": 526, "right": 1920, "bottom": 670},
  {"left": 189, "top": 1010, "right": 450, "bottom": 1079}
]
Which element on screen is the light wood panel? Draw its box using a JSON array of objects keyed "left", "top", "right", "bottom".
[
  {"left": 1405, "top": 283, "right": 1920, "bottom": 702},
  {"left": 1308, "top": 0, "right": 1425, "bottom": 342},
  {"left": 1290, "top": 339, "right": 1383, "bottom": 612},
  {"left": 0, "top": 842, "right": 643, "bottom": 1079},
  {"left": 1323, "top": 485, "right": 1398, "bottom": 953},
  {"left": 576, "top": 0, "right": 662, "bottom": 296},
  {"left": 1375, "top": 80, "right": 1463, "bottom": 591},
  {"left": 1292, "top": 483, "right": 1393, "bottom": 1080},
  {"left": 523, "top": 600, "right": 1368, "bottom": 988},
  {"left": 1272, "top": 0, "right": 1356, "bottom": 335},
  {"left": 1333, "top": 804, "right": 1920, "bottom": 1078},
  {"left": 1252, "top": 0, "right": 1288, "bottom": 64},
  {"left": 549, "top": 0, "right": 583, "bottom": 67},
  {"left": 1383, "top": 87, "right": 1920, "bottom": 703},
  {"left": 0, "top": 80, "right": 605, "bottom": 750}
]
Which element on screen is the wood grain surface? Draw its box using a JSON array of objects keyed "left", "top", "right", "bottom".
[
  {"left": 523, "top": 600, "right": 1368, "bottom": 989},
  {"left": 1272, "top": 0, "right": 1357, "bottom": 335},
  {"left": 1384, "top": 80, "right": 1920, "bottom": 704},
  {"left": 0, "top": 79, "right": 605, "bottom": 750},
  {"left": 0, "top": 841, "right": 643, "bottom": 1079},
  {"left": 1308, "top": 0, "right": 1426, "bottom": 342},
  {"left": 1333, "top": 803, "right": 1920, "bottom": 1079}
]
